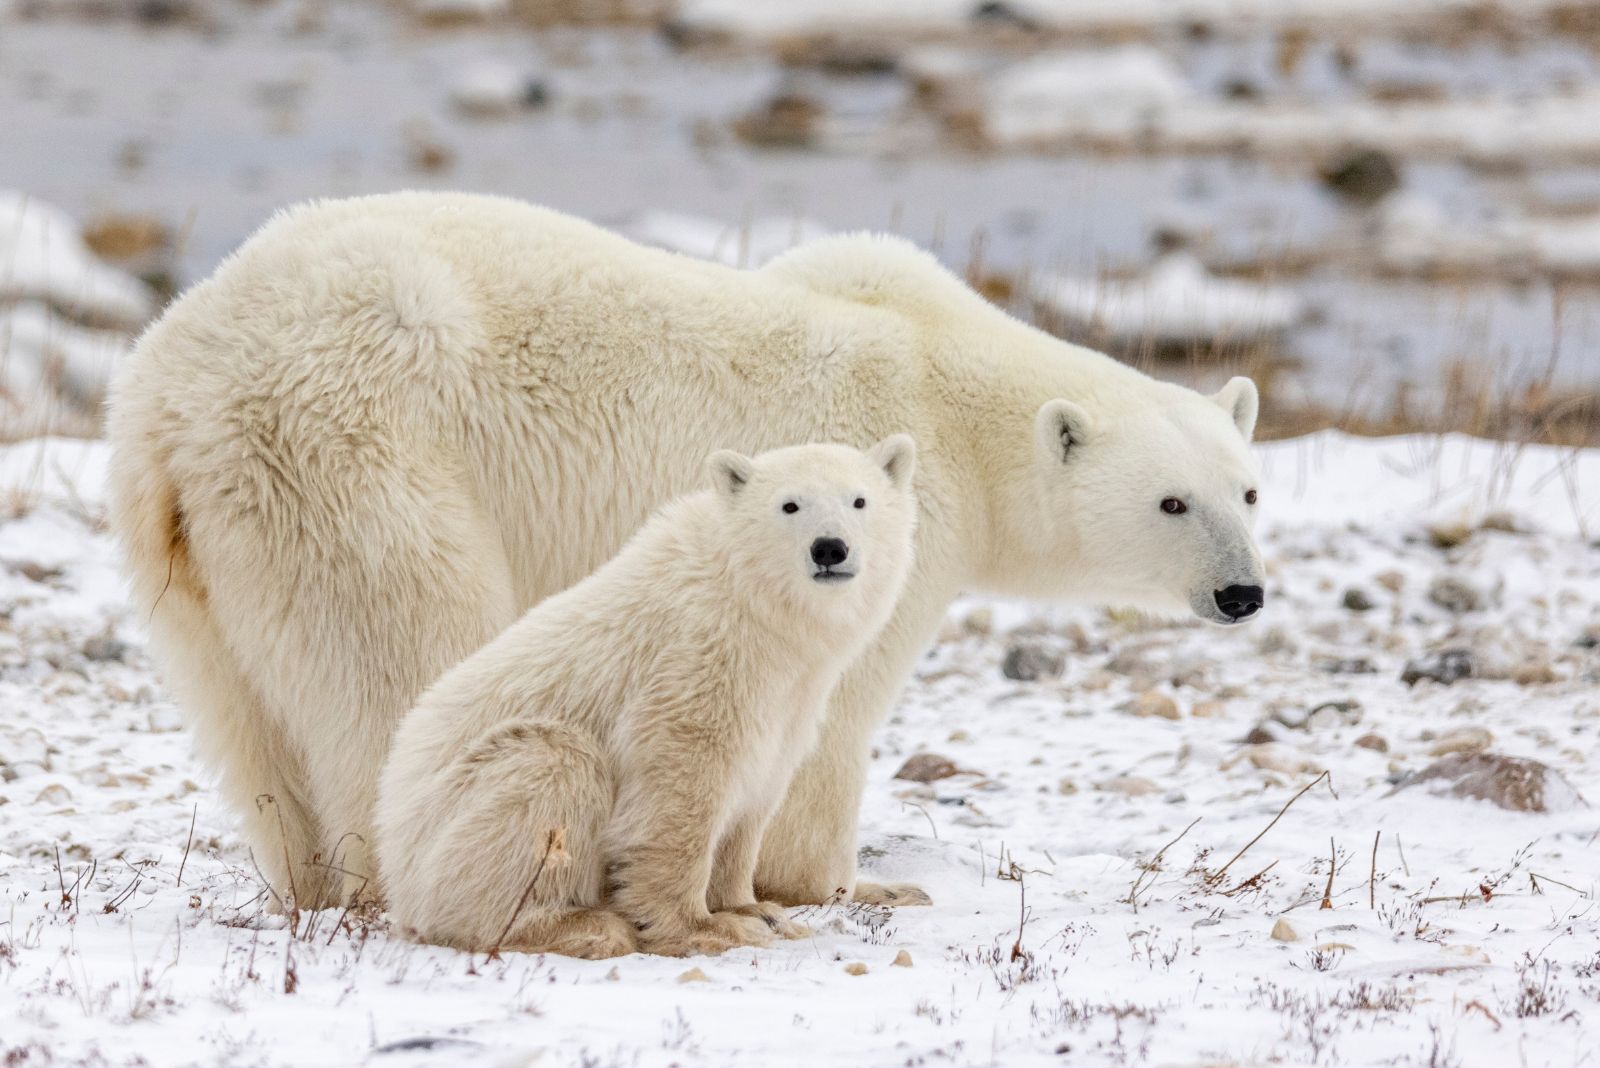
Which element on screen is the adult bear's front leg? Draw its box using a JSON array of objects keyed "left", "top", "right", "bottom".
[{"left": 752, "top": 684, "right": 933, "bottom": 908}]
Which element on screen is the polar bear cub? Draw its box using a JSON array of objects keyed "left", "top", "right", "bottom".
[{"left": 376, "top": 437, "right": 917, "bottom": 958}]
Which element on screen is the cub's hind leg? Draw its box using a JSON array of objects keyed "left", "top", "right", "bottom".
[{"left": 380, "top": 722, "right": 633, "bottom": 959}]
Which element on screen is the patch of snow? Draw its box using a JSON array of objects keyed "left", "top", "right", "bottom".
[
  {"left": 0, "top": 191, "right": 154, "bottom": 330},
  {"left": 982, "top": 78, "right": 1600, "bottom": 162},
  {"left": 1029, "top": 252, "right": 1305, "bottom": 343},
  {"left": 1528, "top": 215, "right": 1600, "bottom": 275},
  {"left": 984, "top": 48, "right": 1189, "bottom": 147},
  {"left": 448, "top": 61, "right": 543, "bottom": 118},
  {"left": 623, "top": 210, "right": 833, "bottom": 268}
]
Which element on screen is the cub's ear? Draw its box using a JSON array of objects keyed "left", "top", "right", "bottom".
[
  {"left": 707, "top": 450, "right": 755, "bottom": 498},
  {"left": 1035, "top": 399, "right": 1092, "bottom": 463},
  {"left": 1212, "top": 376, "right": 1259, "bottom": 442},
  {"left": 868, "top": 434, "right": 916, "bottom": 491}
]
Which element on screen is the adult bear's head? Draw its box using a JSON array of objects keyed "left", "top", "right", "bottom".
[{"left": 1023, "top": 376, "right": 1267, "bottom": 626}]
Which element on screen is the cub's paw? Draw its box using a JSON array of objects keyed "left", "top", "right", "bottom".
[
  {"left": 640, "top": 911, "right": 776, "bottom": 958},
  {"left": 727, "top": 901, "right": 810, "bottom": 940},
  {"left": 853, "top": 881, "right": 933, "bottom": 907}
]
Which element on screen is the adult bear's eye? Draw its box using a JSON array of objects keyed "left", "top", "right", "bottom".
[
  {"left": 782, "top": 501, "right": 800, "bottom": 514},
  {"left": 1160, "top": 497, "right": 1187, "bottom": 515},
  {"left": 1245, "top": 489, "right": 1258, "bottom": 505},
  {"left": 853, "top": 498, "right": 866, "bottom": 509}
]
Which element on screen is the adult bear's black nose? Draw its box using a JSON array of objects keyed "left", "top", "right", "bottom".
[
  {"left": 810, "top": 537, "right": 849, "bottom": 568},
  {"left": 1214, "top": 584, "right": 1264, "bottom": 621}
]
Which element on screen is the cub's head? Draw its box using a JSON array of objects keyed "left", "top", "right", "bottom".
[
  {"left": 707, "top": 436, "right": 918, "bottom": 631},
  {"left": 1027, "top": 377, "right": 1267, "bottom": 626}
]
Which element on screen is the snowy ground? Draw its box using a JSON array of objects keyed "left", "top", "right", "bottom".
[{"left": 0, "top": 432, "right": 1596, "bottom": 1067}]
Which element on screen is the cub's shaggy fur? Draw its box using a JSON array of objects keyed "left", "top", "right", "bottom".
[{"left": 376, "top": 440, "right": 916, "bottom": 958}]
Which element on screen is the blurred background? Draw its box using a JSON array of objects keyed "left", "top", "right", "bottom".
[{"left": 3, "top": 0, "right": 1598, "bottom": 444}]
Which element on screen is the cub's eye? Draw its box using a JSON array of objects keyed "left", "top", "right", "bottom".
[
  {"left": 853, "top": 498, "right": 866, "bottom": 509},
  {"left": 782, "top": 501, "right": 799, "bottom": 515},
  {"left": 1245, "top": 489, "right": 1258, "bottom": 505},
  {"left": 1160, "top": 497, "right": 1187, "bottom": 515}
]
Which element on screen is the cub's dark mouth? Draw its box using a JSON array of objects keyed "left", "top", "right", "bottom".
[{"left": 812, "top": 569, "right": 856, "bottom": 583}]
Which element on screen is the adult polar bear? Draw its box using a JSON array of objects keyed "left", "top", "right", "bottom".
[{"left": 108, "top": 191, "right": 1267, "bottom": 911}]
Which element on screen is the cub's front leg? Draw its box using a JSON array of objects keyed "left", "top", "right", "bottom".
[
  {"left": 706, "top": 812, "right": 809, "bottom": 941},
  {"left": 608, "top": 730, "right": 778, "bottom": 957}
]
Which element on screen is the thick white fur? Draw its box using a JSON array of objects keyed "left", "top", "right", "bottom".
[
  {"left": 375, "top": 440, "right": 916, "bottom": 957},
  {"left": 106, "top": 191, "right": 1264, "bottom": 909}
]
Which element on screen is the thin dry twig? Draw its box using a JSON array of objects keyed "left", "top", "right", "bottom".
[
  {"left": 1209, "top": 771, "right": 1332, "bottom": 886},
  {"left": 1320, "top": 837, "right": 1336, "bottom": 910},
  {"left": 1369, "top": 830, "right": 1381, "bottom": 910},
  {"left": 1125, "top": 817, "right": 1202, "bottom": 910},
  {"left": 177, "top": 803, "right": 197, "bottom": 889},
  {"left": 486, "top": 828, "right": 567, "bottom": 962},
  {"left": 1220, "top": 859, "right": 1279, "bottom": 897}
]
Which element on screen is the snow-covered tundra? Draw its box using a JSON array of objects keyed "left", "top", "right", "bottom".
[
  {"left": 377, "top": 439, "right": 917, "bottom": 958},
  {"left": 106, "top": 192, "right": 1266, "bottom": 911}
]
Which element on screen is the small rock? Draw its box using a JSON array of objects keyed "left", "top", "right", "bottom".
[
  {"left": 1479, "top": 512, "right": 1520, "bottom": 534},
  {"left": 82, "top": 214, "right": 170, "bottom": 262},
  {"left": 1191, "top": 700, "right": 1225, "bottom": 718},
  {"left": 1271, "top": 918, "right": 1299, "bottom": 942},
  {"left": 1427, "top": 522, "right": 1473, "bottom": 549},
  {"left": 1321, "top": 657, "right": 1378, "bottom": 675},
  {"left": 1099, "top": 775, "right": 1161, "bottom": 796},
  {"left": 1130, "top": 691, "right": 1181, "bottom": 720},
  {"left": 1227, "top": 743, "right": 1321, "bottom": 776},
  {"left": 12, "top": 562, "right": 61, "bottom": 584},
  {"left": 1319, "top": 147, "right": 1401, "bottom": 205},
  {"left": 34, "top": 783, "right": 72, "bottom": 806},
  {"left": 1429, "top": 726, "right": 1492, "bottom": 757},
  {"left": 1354, "top": 733, "right": 1389, "bottom": 753},
  {"left": 1242, "top": 723, "right": 1280, "bottom": 745},
  {"left": 1427, "top": 575, "right": 1482, "bottom": 614},
  {"left": 1512, "top": 660, "right": 1557, "bottom": 686},
  {"left": 1341, "top": 587, "right": 1375, "bottom": 612},
  {"left": 1374, "top": 570, "right": 1405, "bottom": 593},
  {"left": 83, "top": 636, "right": 128, "bottom": 663},
  {"left": 1002, "top": 642, "right": 1065, "bottom": 682},
  {"left": 732, "top": 92, "right": 823, "bottom": 149},
  {"left": 962, "top": 607, "right": 994, "bottom": 636},
  {"left": 947, "top": 729, "right": 971, "bottom": 744},
  {"left": 892, "top": 949, "right": 913, "bottom": 967},
  {"left": 1401, "top": 648, "right": 1473, "bottom": 687},
  {"left": 677, "top": 967, "right": 709, "bottom": 983},
  {"left": 844, "top": 962, "right": 868, "bottom": 976},
  {"left": 1057, "top": 778, "right": 1078, "bottom": 795},
  {"left": 893, "top": 753, "right": 960, "bottom": 783},
  {"left": 971, "top": 0, "right": 1040, "bottom": 29},
  {"left": 1389, "top": 752, "right": 1586, "bottom": 812}
]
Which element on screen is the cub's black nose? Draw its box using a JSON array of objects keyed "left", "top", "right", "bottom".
[
  {"left": 810, "top": 537, "right": 849, "bottom": 568},
  {"left": 1215, "top": 584, "right": 1264, "bottom": 620}
]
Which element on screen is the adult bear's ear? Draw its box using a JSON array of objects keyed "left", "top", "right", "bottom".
[
  {"left": 1212, "top": 376, "right": 1259, "bottom": 442},
  {"left": 1035, "top": 399, "right": 1091, "bottom": 463},
  {"left": 707, "top": 450, "right": 755, "bottom": 497},
  {"left": 869, "top": 434, "right": 916, "bottom": 491}
]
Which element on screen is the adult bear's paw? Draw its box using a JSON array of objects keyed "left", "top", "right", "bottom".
[
  {"left": 853, "top": 880, "right": 932, "bottom": 907},
  {"left": 725, "top": 901, "right": 810, "bottom": 939}
]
